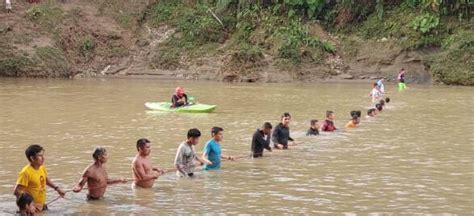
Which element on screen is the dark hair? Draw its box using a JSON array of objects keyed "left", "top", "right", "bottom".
[
  {"left": 211, "top": 127, "right": 223, "bottom": 136},
  {"left": 350, "top": 110, "right": 357, "bottom": 118},
  {"left": 136, "top": 138, "right": 150, "bottom": 151},
  {"left": 310, "top": 119, "right": 318, "bottom": 125},
  {"left": 326, "top": 111, "right": 334, "bottom": 118},
  {"left": 92, "top": 147, "right": 107, "bottom": 160},
  {"left": 356, "top": 111, "right": 362, "bottom": 118},
  {"left": 373, "top": 83, "right": 378, "bottom": 87},
  {"left": 379, "top": 99, "right": 385, "bottom": 106},
  {"left": 376, "top": 103, "right": 383, "bottom": 111},
  {"left": 263, "top": 122, "right": 273, "bottom": 129},
  {"left": 25, "top": 144, "right": 44, "bottom": 162},
  {"left": 17, "top": 193, "right": 34, "bottom": 210},
  {"left": 352, "top": 115, "right": 358, "bottom": 120},
  {"left": 385, "top": 97, "right": 390, "bottom": 103},
  {"left": 401, "top": 68, "right": 405, "bottom": 71},
  {"left": 367, "top": 108, "right": 375, "bottom": 115},
  {"left": 281, "top": 112, "right": 291, "bottom": 119},
  {"left": 187, "top": 128, "right": 201, "bottom": 138}
]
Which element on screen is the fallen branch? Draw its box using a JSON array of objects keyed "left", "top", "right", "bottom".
[{"left": 207, "top": 8, "right": 224, "bottom": 27}]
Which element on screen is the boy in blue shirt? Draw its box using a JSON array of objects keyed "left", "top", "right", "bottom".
[{"left": 202, "top": 127, "right": 235, "bottom": 170}]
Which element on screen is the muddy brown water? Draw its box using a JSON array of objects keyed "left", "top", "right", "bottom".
[{"left": 0, "top": 78, "right": 472, "bottom": 214}]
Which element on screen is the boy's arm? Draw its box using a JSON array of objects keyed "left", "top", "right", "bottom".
[
  {"left": 46, "top": 177, "right": 65, "bottom": 197},
  {"left": 174, "top": 147, "right": 188, "bottom": 175},
  {"left": 13, "top": 184, "right": 25, "bottom": 198}
]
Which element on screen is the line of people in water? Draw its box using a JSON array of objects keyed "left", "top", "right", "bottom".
[{"left": 13, "top": 82, "right": 397, "bottom": 215}]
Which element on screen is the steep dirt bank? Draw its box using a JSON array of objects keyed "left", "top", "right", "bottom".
[{"left": 0, "top": 1, "right": 439, "bottom": 84}]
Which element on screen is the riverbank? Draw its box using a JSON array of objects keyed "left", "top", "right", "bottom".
[{"left": 0, "top": 0, "right": 472, "bottom": 85}]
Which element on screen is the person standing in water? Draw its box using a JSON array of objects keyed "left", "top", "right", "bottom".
[
  {"left": 306, "top": 119, "right": 320, "bottom": 136},
  {"left": 272, "top": 112, "right": 295, "bottom": 150},
  {"left": 174, "top": 128, "right": 212, "bottom": 177},
  {"left": 370, "top": 83, "right": 382, "bottom": 102},
  {"left": 131, "top": 138, "right": 164, "bottom": 188},
  {"left": 251, "top": 122, "right": 273, "bottom": 158},
  {"left": 376, "top": 77, "right": 385, "bottom": 94},
  {"left": 13, "top": 144, "right": 66, "bottom": 211},
  {"left": 202, "top": 127, "right": 235, "bottom": 170},
  {"left": 73, "top": 147, "right": 127, "bottom": 200},
  {"left": 398, "top": 68, "right": 407, "bottom": 91},
  {"left": 321, "top": 111, "right": 337, "bottom": 132},
  {"left": 16, "top": 193, "right": 37, "bottom": 216},
  {"left": 171, "top": 86, "right": 188, "bottom": 108},
  {"left": 345, "top": 115, "right": 359, "bottom": 128}
]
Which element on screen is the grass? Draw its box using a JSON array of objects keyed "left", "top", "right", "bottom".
[
  {"left": 35, "top": 46, "right": 71, "bottom": 77},
  {"left": 26, "top": 2, "right": 65, "bottom": 33}
]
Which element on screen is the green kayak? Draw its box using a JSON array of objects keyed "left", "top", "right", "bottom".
[{"left": 144, "top": 102, "right": 217, "bottom": 113}]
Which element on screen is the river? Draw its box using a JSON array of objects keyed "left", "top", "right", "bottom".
[{"left": 0, "top": 78, "right": 472, "bottom": 214}]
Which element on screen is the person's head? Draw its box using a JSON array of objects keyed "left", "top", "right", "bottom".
[
  {"left": 400, "top": 68, "right": 406, "bottom": 73},
  {"left": 211, "top": 127, "right": 224, "bottom": 142},
  {"left": 367, "top": 108, "right": 376, "bottom": 117},
  {"left": 326, "top": 111, "right": 334, "bottom": 120},
  {"left": 373, "top": 82, "right": 378, "bottom": 88},
  {"left": 262, "top": 122, "right": 273, "bottom": 135},
  {"left": 379, "top": 99, "right": 385, "bottom": 106},
  {"left": 187, "top": 128, "right": 201, "bottom": 145},
  {"left": 310, "top": 119, "right": 319, "bottom": 129},
  {"left": 280, "top": 112, "right": 291, "bottom": 127},
  {"left": 16, "top": 193, "right": 36, "bottom": 213},
  {"left": 92, "top": 147, "right": 107, "bottom": 163},
  {"left": 136, "top": 138, "right": 151, "bottom": 156},
  {"left": 351, "top": 115, "right": 359, "bottom": 124},
  {"left": 25, "top": 144, "right": 44, "bottom": 166},
  {"left": 175, "top": 86, "right": 185, "bottom": 97},
  {"left": 385, "top": 97, "right": 390, "bottom": 103},
  {"left": 356, "top": 110, "right": 362, "bottom": 118},
  {"left": 376, "top": 103, "right": 383, "bottom": 112}
]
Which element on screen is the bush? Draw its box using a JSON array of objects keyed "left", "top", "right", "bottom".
[
  {"left": 0, "top": 56, "right": 32, "bottom": 77},
  {"left": 35, "top": 46, "right": 71, "bottom": 77}
]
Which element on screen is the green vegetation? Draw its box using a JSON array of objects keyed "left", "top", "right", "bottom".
[
  {"left": 0, "top": 56, "right": 32, "bottom": 77},
  {"left": 35, "top": 46, "right": 71, "bottom": 77},
  {"left": 0, "top": 0, "right": 471, "bottom": 85},
  {"left": 147, "top": 1, "right": 336, "bottom": 69},
  {"left": 429, "top": 28, "right": 474, "bottom": 85},
  {"left": 26, "top": 2, "right": 65, "bottom": 33}
]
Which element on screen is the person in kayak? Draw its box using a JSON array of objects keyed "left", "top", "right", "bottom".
[
  {"left": 306, "top": 119, "right": 320, "bottom": 136},
  {"left": 321, "top": 111, "right": 337, "bottom": 132},
  {"left": 171, "top": 87, "right": 188, "bottom": 108},
  {"left": 251, "top": 122, "right": 273, "bottom": 158},
  {"left": 272, "top": 112, "right": 295, "bottom": 150}
]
